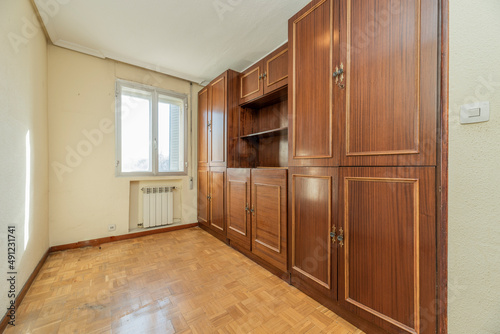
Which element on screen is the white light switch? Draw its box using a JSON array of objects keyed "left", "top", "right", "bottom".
[
  {"left": 460, "top": 101, "right": 490, "bottom": 124},
  {"left": 467, "top": 108, "right": 481, "bottom": 117}
]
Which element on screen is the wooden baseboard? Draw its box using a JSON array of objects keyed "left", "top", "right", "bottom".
[
  {"left": 198, "top": 223, "right": 228, "bottom": 244},
  {"left": 0, "top": 249, "right": 49, "bottom": 333},
  {"left": 290, "top": 275, "right": 389, "bottom": 334},
  {"left": 49, "top": 223, "right": 199, "bottom": 252},
  {"left": 229, "top": 241, "right": 290, "bottom": 283}
]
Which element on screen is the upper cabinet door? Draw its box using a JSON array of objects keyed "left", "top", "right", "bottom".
[
  {"left": 198, "top": 88, "right": 210, "bottom": 167},
  {"left": 338, "top": 0, "right": 438, "bottom": 166},
  {"left": 210, "top": 72, "right": 227, "bottom": 166},
  {"left": 263, "top": 44, "right": 288, "bottom": 95},
  {"left": 239, "top": 62, "right": 264, "bottom": 105},
  {"left": 289, "top": 0, "right": 339, "bottom": 167}
]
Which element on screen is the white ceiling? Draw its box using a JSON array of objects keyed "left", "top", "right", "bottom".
[{"left": 37, "top": 0, "right": 310, "bottom": 85}]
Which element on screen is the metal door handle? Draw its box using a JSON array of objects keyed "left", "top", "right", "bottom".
[{"left": 337, "top": 228, "right": 344, "bottom": 247}]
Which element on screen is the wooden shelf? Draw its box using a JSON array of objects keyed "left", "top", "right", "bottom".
[
  {"left": 240, "top": 127, "right": 288, "bottom": 139},
  {"left": 240, "top": 86, "right": 288, "bottom": 109}
]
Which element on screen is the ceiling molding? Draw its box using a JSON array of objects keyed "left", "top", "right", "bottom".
[
  {"left": 54, "top": 40, "right": 105, "bottom": 59},
  {"left": 100, "top": 50, "right": 206, "bottom": 84}
]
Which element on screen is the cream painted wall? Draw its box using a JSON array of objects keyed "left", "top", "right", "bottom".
[
  {"left": 48, "top": 46, "right": 202, "bottom": 247},
  {"left": 0, "top": 0, "right": 49, "bottom": 323},
  {"left": 449, "top": 1, "right": 500, "bottom": 333}
]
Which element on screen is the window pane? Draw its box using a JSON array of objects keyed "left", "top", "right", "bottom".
[
  {"left": 121, "top": 88, "right": 151, "bottom": 172},
  {"left": 159, "top": 95, "right": 183, "bottom": 172}
]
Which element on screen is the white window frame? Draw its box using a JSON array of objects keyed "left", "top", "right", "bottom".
[{"left": 115, "top": 79, "right": 188, "bottom": 177}]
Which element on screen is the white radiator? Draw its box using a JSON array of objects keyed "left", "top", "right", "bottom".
[{"left": 142, "top": 187, "right": 174, "bottom": 228}]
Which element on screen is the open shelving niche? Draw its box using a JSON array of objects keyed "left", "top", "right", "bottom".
[{"left": 235, "top": 87, "right": 288, "bottom": 169}]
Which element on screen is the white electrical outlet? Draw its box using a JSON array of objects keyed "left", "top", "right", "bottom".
[{"left": 108, "top": 224, "right": 116, "bottom": 232}]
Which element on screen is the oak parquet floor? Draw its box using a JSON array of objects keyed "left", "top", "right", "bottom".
[{"left": 5, "top": 227, "right": 363, "bottom": 334}]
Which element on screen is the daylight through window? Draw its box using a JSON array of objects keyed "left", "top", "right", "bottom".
[{"left": 116, "top": 80, "right": 187, "bottom": 176}]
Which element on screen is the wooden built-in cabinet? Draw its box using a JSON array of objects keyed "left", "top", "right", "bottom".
[
  {"left": 286, "top": 0, "right": 441, "bottom": 333},
  {"left": 227, "top": 168, "right": 288, "bottom": 273},
  {"left": 239, "top": 43, "right": 288, "bottom": 105},
  {"left": 197, "top": 69, "right": 239, "bottom": 239},
  {"left": 198, "top": 0, "right": 443, "bottom": 332}
]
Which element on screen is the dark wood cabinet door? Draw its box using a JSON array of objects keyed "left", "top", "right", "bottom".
[
  {"left": 239, "top": 62, "right": 264, "bottom": 105},
  {"left": 209, "top": 167, "right": 226, "bottom": 234},
  {"left": 198, "top": 88, "right": 210, "bottom": 167},
  {"left": 338, "top": 0, "right": 438, "bottom": 166},
  {"left": 210, "top": 73, "right": 227, "bottom": 167},
  {"left": 339, "top": 167, "right": 436, "bottom": 334},
  {"left": 289, "top": 167, "right": 337, "bottom": 299},
  {"left": 197, "top": 167, "right": 209, "bottom": 226},
  {"left": 251, "top": 169, "right": 287, "bottom": 272},
  {"left": 227, "top": 168, "right": 251, "bottom": 250},
  {"left": 263, "top": 44, "right": 288, "bottom": 95},
  {"left": 288, "top": 0, "right": 338, "bottom": 167}
]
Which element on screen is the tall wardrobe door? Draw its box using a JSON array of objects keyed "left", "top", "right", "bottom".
[
  {"left": 289, "top": 167, "right": 337, "bottom": 299},
  {"left": 288, "top": 0, "right": 339, "bottom": 167},
  {"left": 209, "top": 167, "right": 226, "bottom": 234},
  {"left": 197, "top": 167, "right": 209, "bottom": 226},
  {"left": 198, "top": 88, "right": 209, "bottom": 167},
  {"left": 210, "top": 73, "right": 227, "bottom": 166},
  {"left": 338, "top": 167, "right": 436, "bottom": 334},
  {"left": 338, "top": 0, "right": 438, "bottom": 166}
]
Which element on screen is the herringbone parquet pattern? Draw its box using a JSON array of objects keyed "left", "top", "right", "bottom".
[{"left": 5, "top": 227, "right": 363, "bottom": 334}]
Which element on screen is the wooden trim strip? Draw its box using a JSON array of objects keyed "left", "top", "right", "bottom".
[
  {"left": 438, "top": 0, "right": 449, "bottom": 332},
  {"left": 0, "top": 249, "right": 49, "bottom": 333},
  {"left": 49, "top": 223, "right": 198, "bottom": 252}
]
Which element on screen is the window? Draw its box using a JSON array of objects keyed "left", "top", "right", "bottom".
[{"left": 115, "top": 80, "right": 187, "bottom": 176}]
